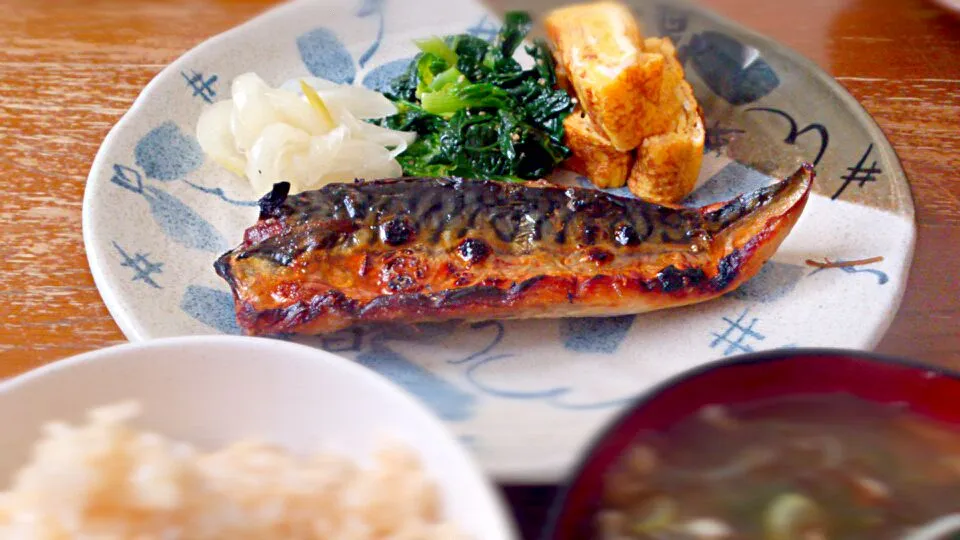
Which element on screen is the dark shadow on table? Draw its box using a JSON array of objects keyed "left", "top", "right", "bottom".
[{"left": 503, "top": 485, "right": 560, "bottom": 539}]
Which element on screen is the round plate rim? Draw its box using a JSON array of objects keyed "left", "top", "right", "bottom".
[{"left": 81, "top": 0, "right": 918, "bottom": 483}]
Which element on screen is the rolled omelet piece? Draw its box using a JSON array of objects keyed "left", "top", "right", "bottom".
[
  {"left": 562, "top": 109, "right": 634, "bottom": 189},
  {"left": 627, "top": 37, "right": 705, "bottom": 204},
  {"left": 545, "top": 1, "right": 665, "bottom": 152}
]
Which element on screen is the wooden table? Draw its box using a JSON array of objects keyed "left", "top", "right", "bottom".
[{"left": 1, "top": 0, "right": 958, "bottom": 536}]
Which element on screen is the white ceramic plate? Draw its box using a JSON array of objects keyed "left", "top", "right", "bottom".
[
  {"left": 0, "top": 336, "right": 517, "bottom": 540},
  {"left": 83, "top": 0, "right": 916, "bottom": 482}
]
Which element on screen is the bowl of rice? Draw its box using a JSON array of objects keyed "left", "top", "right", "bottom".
[{"left": 0, "top": 335, "right": 517, "bottom": 539}]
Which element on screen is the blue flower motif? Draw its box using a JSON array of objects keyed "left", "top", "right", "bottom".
[
  {"left": 134, "top": 122, "right": 204, "bottom": 181},
  {"left": 362, "top": 57, "right": 414, "bottom": 93},
  {"left": 180, "top": 285, "right": 241, "bottom": 334},
  {"left": 296, "top": 28, "right": 356, "bottom": 84},
  {"left": 110, "top": 164, "right": 228, "bottom": 253},
  {"left": 560, "top": 315, "right": 636, "bottom": 354},
  {"left": 462, "top": 351, "right": 639, "bottom": 411},
  {"left": 142, "top": 186, "right": 228, "bottom": 253},
  {"left": 357, "top": 344, "right": 478, "bottom": 421},
  {"left": 687, "top": 31, "right": 780, "bottom": 105},
  {"left": 311, "top": 323, "right": 479, "bottom": 421},
  {"left": 356, "top": 0, "right": 384, "bottom": 18},
  {"left": 355, "top": 0, "right": 386, "bottom": 67}
]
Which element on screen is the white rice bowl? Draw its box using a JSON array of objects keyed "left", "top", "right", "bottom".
[{"left": 0, "top": 337, "right": 516, "bottom": 540}]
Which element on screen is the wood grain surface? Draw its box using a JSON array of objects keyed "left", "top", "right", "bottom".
[{"left": 0, "top": 0, "right": 958, "bottom": 537}]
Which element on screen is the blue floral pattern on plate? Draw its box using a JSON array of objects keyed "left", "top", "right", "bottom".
[{"left": 82, "top": 0, "right": 916, "bottom": 481}]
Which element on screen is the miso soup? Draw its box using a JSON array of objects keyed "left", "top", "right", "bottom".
[{"left": 596, "top": 395, "right": 960, "bottom": 539}]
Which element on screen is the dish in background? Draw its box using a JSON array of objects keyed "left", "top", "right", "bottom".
[
  {"left": 0, "top": 336, "right": 517, "bottom": 540},
  {"left": 930, "top": 0, "right": 960, "bottom": 17},
  {"left": 544, "top": 349, "right": 960, "bottom": 540}
]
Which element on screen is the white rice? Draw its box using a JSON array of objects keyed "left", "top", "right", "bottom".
[{"left": 0, "top": 402, "right": 466, "bottom": 539}]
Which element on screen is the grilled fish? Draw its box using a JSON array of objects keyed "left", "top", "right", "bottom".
[{"left": 215, "top": 164, "right": 814, "bottom": 335}]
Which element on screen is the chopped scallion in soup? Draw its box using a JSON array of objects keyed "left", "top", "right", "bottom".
[{"left": 596, "top": 395, "right": 960, "bottom": 540}]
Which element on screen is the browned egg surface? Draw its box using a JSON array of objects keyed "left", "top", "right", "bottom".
[{"left": 596, "top": 395, "right": 960, "bottom": 540}]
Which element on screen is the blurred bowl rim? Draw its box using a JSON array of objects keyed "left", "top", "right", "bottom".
[
  {"left": 541, "top": 347, "right": 960, "bottom": 540},
  {"left": 0, "top": 335, "right": 369, "bottom": 392},
  {"left": 931, "top": 0, "right": 960, "bottom": 15},
  {"left": 0, "top": 335, "right": 519, "bottom": 540}
]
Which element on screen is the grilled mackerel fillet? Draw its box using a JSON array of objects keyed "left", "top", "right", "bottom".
[{"left": 215, "top": 164, "right": 814, "bottom": 335}]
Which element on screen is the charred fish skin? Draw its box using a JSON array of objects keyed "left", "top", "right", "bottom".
[{"left": 214, "top": 164, "right": 814, "bottom": 335}]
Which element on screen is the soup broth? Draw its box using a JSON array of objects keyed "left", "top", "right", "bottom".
[{"left": 596, "top": 395, "right": 960, "bottom": 540}]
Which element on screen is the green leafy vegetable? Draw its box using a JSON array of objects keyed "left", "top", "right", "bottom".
[
  {"left": 764, "top": 493, "right": 826, "bottom": 540},
  {"left": 414, "top": 36, "right": 458, "bottom": 66},
  {"left": 379, "top": 11, "right": 574, "bottom": 182}
]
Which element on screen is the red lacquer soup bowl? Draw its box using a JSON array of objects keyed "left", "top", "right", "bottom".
[{"left": 542, "top": 349, "right": 960, "bottom": 540}]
